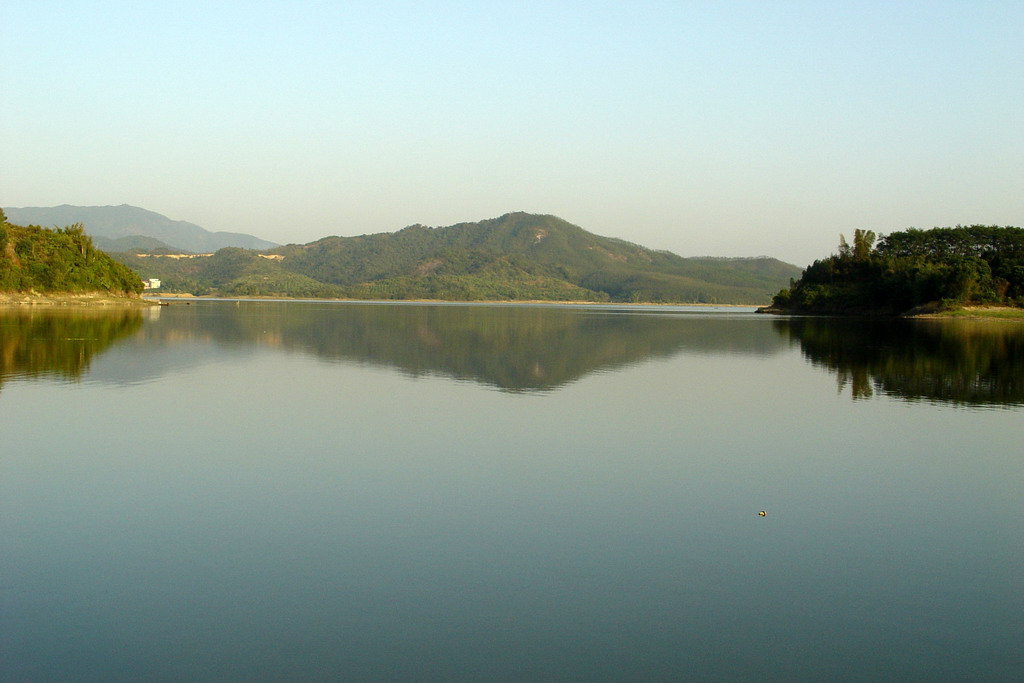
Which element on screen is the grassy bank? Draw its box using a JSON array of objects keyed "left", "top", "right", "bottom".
[{"left": 917, "top": 305, "right": 1024, "bottom": 321}]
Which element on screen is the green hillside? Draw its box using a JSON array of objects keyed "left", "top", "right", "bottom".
[
  {"left": 91, "top": 234, "right": 178, "bottom": 253},
  {"left": 0, "top": 210, "right": 144, "bottom": 295},
  {"left": 115, "top": 213, "right": 800, "bottom": 303},
  {"left": 114, "top": 248, "right": 344, "bottom": 298}
]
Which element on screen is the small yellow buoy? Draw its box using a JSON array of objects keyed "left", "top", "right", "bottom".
[{"left": 758, "top": 511, "right": 767, "bottom": 516}]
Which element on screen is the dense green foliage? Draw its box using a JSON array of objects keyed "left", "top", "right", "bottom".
[
  {"left": 0, "top": 212, "right": 143, "bottom": 295},
  {"left": 114, "top": 212, "right": 800, "bottom": 303},
  {"left": 772, "top": 225, "right": 1024, "bottom": 314}
]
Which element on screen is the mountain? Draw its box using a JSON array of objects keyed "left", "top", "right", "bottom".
[
  {"left": 2, "top": 204, "right": 277, "bottom": 253},
  {"left": 114, "top": 212, "right": 802, "bottom": 303},
  {"left": 270, "top": 212, "right": 801, "bottom": 302},
  {"left": 91, "top": 235, "right": 177, "bottom": 253}
]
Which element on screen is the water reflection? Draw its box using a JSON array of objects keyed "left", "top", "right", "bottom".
[
  {"left": 9, "top": 303, "right": 1022, "bottom": 404},
  {"left": 4, "top": 303, "right": 1023, "bottom": 680},
  {"left": 110, "top": 302, "right": 787, "bottom": 391},
  {"left": 776, "top": 317, "right": 1024, "bottom": 407},
  {"left": 0, "top": 308, "right": 144, "bottom": 391}
]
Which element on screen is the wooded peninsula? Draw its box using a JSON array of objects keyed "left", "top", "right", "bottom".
[
  {"left": 0, "top": 209, "right": 143, "bottom": 300},
  {"left": 765, "top": 225, "right": 1024, "bottom": 316}
]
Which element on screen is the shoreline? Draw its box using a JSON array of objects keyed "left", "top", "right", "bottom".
[
  {"left": 756, "top": 304, "right": 1024, "bottom": 321},
  {"left": 0, "top": 292, "right": 157, "bottom": 307},
  {"left": 146, "top": 294, "right": 763, "bottom": 307},
  {"left": 913, "top": 305, "right": 1024, "bottom": 321}
]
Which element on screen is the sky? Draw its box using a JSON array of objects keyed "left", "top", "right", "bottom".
[{"left": 3, "top": 0, "right": 1022, "bottom": 266}]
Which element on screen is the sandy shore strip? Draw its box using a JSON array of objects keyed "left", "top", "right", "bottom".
[{"left": 0, "top": 292, "right": 157, "bottom": 306}]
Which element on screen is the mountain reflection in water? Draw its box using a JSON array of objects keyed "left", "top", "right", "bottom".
[
  {"left": 776, "top": 317, "right": 1024, "bottom": 407},
  {"left": 5, "top": 302, "right": 1023, "bottom": 406},
  {"left": 122, "top": 302, "right": 781, "bottom": 391}
]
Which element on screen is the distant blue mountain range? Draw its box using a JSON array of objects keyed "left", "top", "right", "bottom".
[{"left": 3, "top": 204, "right": 277, "bottom": 253}]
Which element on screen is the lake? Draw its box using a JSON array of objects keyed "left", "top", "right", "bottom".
[{"left": 1, "top": 301, "right": 1021, "bottom": 681}]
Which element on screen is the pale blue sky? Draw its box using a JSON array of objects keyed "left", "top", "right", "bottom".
[{"left": 3, "top": 0, "right": 1021, "bottom": 265}]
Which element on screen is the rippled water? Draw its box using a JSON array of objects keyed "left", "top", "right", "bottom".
[{"left": 2, "top": 301, "right": 1022, "bottom": 680}]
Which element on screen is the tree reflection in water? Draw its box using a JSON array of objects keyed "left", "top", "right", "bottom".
[
  {"left": 775, "top": 317, "right": 1024, "bottom": 407},
  {"left": 0, "top": 309, "right": 144, "bottom": 390}
]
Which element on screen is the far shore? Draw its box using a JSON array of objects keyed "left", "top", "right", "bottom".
[
  {"left": 145, "top": 293, "right": 762, "bottom": 307},
  {"left": 0, "top": 292, "right": 157, "bottom": 307}
]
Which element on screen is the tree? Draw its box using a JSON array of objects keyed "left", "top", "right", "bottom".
[
  {"left": 838, "top": 234, "right": 851, "bottom": 258},
  {"left": 853, "top": 229, "right": 875, "bottom": 260}
]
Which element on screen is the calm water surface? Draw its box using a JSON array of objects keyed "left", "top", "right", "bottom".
[{"left": 2, "top": 301, "right": 1022, "bottom": 681}]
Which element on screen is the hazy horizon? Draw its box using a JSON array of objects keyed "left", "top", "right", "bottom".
[{"left": 4, "top": 1, "right": 1021, "bottom": 266}]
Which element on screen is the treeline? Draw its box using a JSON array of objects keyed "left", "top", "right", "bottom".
[
  {"left": 772, "top": 225, "right": 1024, "bottom": 314},
  {"left": 0, "top": 210, "right": 143, "bottom": 295}
]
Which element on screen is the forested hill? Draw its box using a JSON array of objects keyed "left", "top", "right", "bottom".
[
  {"left": 0, "top": 210, "right": 143, "bottom": 295},
  {"left": 768, "top": 225, "right": 1024, "bottom": 315},
  {"left": 114, "top": 212, "right": 801, "bottom": 303}
]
